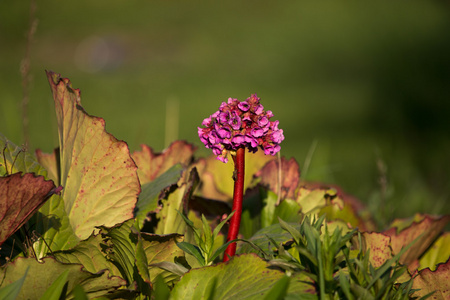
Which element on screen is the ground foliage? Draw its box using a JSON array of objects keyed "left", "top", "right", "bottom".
[{"left": 0, "top": 72, "right": 448, "bottom": 299}]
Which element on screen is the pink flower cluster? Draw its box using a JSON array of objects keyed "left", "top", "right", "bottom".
[{"left": 198, "top": 94, "right": 284, "bottom": 163}]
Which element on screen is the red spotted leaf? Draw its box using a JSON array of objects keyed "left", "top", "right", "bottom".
[
  {"left": 132, "top": 141, "right": 196, "bottom": 185},
  {"left": 255, "top": 157, "right": 300, "bottom": 201},
  {"left": 0, "top": 173, "right": 58, "bottom": 246},
  {"left": 412, "top": 259, "right": 450, "bottom": 299},
  {"left": 362, "top": 232, "right": 393, "bottom": 268},
  {"left": 46, "top": 71, "right": 140, "bottom": 240},
  {"left": 384, "top": 214, "right": 450, "bottom": 266}
]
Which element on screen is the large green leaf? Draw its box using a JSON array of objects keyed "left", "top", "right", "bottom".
[
  {"left": 135, "top": 163, "right": 184, "bottom": 229},
  {"left": 53, "top": 233, "right": 121, "bottom": 276},
  {"left": 101, "top": 220, "right": 185, "bottom": 291},
  {"left": 170, "top": 254, "right": 316, "bottom": 299},
  {"left": 32, "top": 194, "right": 80, "bottom": 258},
  {"left": 0, "top": 257, "right": 126, "bottom": 299},
  {"left": 0, "top": 173, "right": 57, "bottom": 246},
  {"left": 132, "top": 141, "right": 196, "bottom": 185},
  {"left": 46, "top": 71, "right": 140, "bottom": 240}
]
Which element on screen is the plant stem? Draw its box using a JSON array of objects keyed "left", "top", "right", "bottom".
[{"left": 223, "top": 147, "right": 245, "bottom": 262}]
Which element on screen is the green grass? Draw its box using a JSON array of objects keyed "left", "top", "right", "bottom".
[{"left": 1, "top": 0, "right": 449, "bottom": 225}]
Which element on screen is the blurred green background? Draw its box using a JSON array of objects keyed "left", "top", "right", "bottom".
[{"left": 1, "top": 0, "right": 449, "bottom": 226}]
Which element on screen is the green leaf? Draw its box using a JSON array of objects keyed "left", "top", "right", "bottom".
[
  {"left": 176, "top": 242, "right": 205, "bottom": 266},
  {"left": 155, "top": 168, "right": 198, "bottom": 235},
  {"left": 46, "top": 71, "right": 140, "bottom": 240},
  {"left": 176, "top": 209, "right": 202, "bottom": 245},
  {"left": 150, "top": 262, "right": 188, "bottom": 277},
  {"left": 262, "top": 276, "right": 290, "bottom": 300},
  {"left": 0, "top": 173, "right": 57, "bottom": 246},
  {"left": 201, "top": 214, "right": 213, "bottom": 257},
  {"left": 141, "top": 233, "right": 185, "bottom": 285},
  {"left": 0, "top": 257, "right": 125, "bottom": 299},
  {"left": 419, "top": 232, "right": 450, "bottom": 271},
  {"left": 296, "top": 187, "right": 327, "bottom": 215},
  {"left": 212, "top": 210, "right": 235, "bottom": 241},
  {"left": 338, "top": 271, "right": 354, "bottom": 300},
  {"left": 209, "top": 239, "right": 239, "bottom": 263},
  {"left": 278, "top": 217, "right": 302, "bottom": 245},
  {"left": 0, "top": 133, "right": 48, "bottom": 177},
  {"left": 153, "top": 275, "right": 170, "bottom": 300},
  {"left": 238, "top": 223, "right": 293, "bottom": 255},
  {"left": 53, "top": 233, "right": 121, "bottom": 275},
  {"left": 0, "top": 267, "right": 28, "bottom": 300},
  {"left": 134, "top": 228, "right": 152, "bottom": 297},
  {"left": 39, "top": 269, "right": 69, "bottom": 300},
  {"left": 101, "top": 220, "right": 136, "bottom": 286},
  {"left": 32, "top": 194, "right": 80, "bottom": 258},
  {"left": 261, "top": 188, "right": 279, "bottom": 228},
  {"left": 170, "top": 254, "right": 316, "bottom": 300},
  {"left": 135, "top": 164, "right": 184, "bottom": 229},
  {"left": 71, "top": 285, "right": 88, "bottom": 300}
]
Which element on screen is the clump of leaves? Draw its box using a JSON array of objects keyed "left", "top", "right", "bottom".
[
  {"left": 176, "top": 210, "right": 235, "bottom": 266},
  {"left": 0, "top": 71, "right": 448, "bottom": 299}
]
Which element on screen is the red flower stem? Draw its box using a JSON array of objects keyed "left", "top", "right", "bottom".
[{"left": 223, "top": 147, "right": 245, "bottom": 262}]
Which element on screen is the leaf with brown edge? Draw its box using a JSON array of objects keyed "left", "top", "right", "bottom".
[
  {"left": 254, "top": 157, "right": 300, "bottom": 201},
  {"left": 132, "top": 141, "right": 196, "bottom": 185},
  {"left": 0, "top": 173, "right": 59, "bottom": 246},
  {"left": 361, "top": 232, "right": 393, "bottom": 268},
  {"left": 384, "top": 214, "right": 450, "bottom": 266},
  {"left": 412, "top": 258, "right": 450, "bottom": 300},
  {"left": 46, "top": 71, "right": 140, "bottom": 240},
  {"left": 192, "top": 158, "right": 229, "bottom": 201},
  {"left": 297, "top": 183, "right": 375, "bottom": 231}
]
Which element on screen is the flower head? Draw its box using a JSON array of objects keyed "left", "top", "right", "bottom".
[{"left": 198, "top": 94, "right": 284, "bottom": 163}]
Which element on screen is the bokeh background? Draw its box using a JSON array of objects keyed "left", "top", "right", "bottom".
[{"left": 1, "top": 0, "right": 449, "bottom": 226}]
